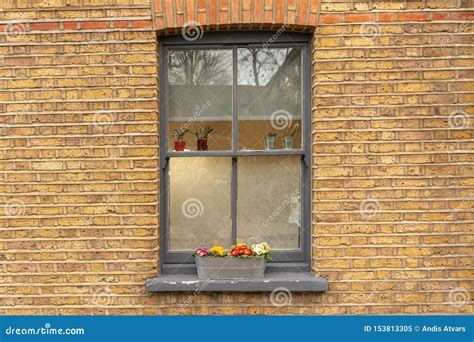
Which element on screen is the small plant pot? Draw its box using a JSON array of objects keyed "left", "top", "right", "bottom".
[
  {"left": 264, "top": 136, "right": 276, "bottom": 150},
  {"left": 195, "top": 256, "right": 266, "bottom": 279},
  {"left": 197, "top": 137, "right": 208, "bottom": 151},
  {"left": 283, "top": 136, "right": 294, "bottom": 150},
  {"left": 174, "top": 141, "right": 186, "bottom": 151}
]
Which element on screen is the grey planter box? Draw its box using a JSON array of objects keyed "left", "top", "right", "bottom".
[{"left": 194, "top": 256, "right": 266, "bottom": 280}]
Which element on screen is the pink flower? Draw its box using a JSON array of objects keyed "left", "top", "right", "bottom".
[{"left": 194, "top": 247, "right": 209, "bottom": 257}]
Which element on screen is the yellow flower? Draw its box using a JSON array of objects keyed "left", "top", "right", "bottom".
[{"left": 210, "top": 246, "right": 226, "bottom": 256}]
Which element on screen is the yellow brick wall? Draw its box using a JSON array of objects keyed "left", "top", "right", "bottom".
[
  {"left": 0, "top": 0, "right": 472, "bottom": 314},
  {"left": 313, "top": 0, "right": 473, "bottom": 314},
  {"left": 0, "top": 0, "right": 160, "bottom": 315}
]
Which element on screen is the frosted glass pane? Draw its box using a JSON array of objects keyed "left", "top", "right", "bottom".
[
  {"left": 169, "top": 157, "right": 232, "bottom": 250},
  {"left": 237, "top": 48, "right": 302, "bottom": 151},
  {"left": 168, "top": 49, "right": 233, "bottom": 151},
  {"left": 237, "top": 156, "right": 301, "bottom": 250}
]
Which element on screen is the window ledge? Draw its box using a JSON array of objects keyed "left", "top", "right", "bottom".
[{"left": 145, "top": 272, "right": 328, "bottom": 292}]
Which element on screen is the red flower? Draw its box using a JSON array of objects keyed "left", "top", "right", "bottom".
[{"left": 243, "top": 249, "right": 253, "bottom": 256}]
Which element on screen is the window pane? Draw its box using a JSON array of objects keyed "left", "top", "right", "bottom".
[
  {"left": 237, "top": 48, "right": 302, "bottom": 151},
  {"left": 168, "top": 49, "right": 233, "bottom": 151},
  {"left": 169, "top": 157, "right": 232, "bottom": 250},
  {"left": 237, "top": 156, "right": 301, "bottom": 250}
]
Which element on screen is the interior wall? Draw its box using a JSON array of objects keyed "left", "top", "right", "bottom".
[{"left": 168, "top": 120, "right": 302, "bottom": 151}]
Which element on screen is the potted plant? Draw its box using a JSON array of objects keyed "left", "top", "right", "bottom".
[
  {"left": 173, "top": 128, "right": 189, "bottom": 151},
  {"left": 283, "top": 123, "right": 299, "bottom": 150},
  {"left": 264, "top": 132, "right": 276, "bottom": 150},
  {"left": 193, "top": 126, "right": 213, "bottom": 151},
  {"left": 193, "top": 242, "right": 271, "bottom": 279}
]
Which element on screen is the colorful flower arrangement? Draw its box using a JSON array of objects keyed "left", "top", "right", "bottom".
[{"left": 194, "top": 242, "right": 271, "bottom": 261}]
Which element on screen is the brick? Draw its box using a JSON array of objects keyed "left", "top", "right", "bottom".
[
  {"left": 399, "top": 12, "right": 430, "bottom": 21},
  {"left": 30, "top": 22, "right": 60, "bottom": 30},
  {"left": 379, "top": 13, "right": 395, "bottom": 22},
  {"left": 64, "top": 21, "right": 78, "bottom": 29},
  {"left": 398, "top": 83, "right": 432, "bottom": 92},
  {"left": 432, "top": 12, "right": 449, "bottom": 20},
  {"left": 344, "top": 13, "right": 375, "bottom": 23},
  {"left": 319, "top": 14, "right": 342, "bottom": 24},
  {"left": 131, "top": 20, "right": 152, "bottom": 28},
  {"left": 114, "top": 21, "right": 129, "bottom": 28},
  {"left": 81, "top": 21, "right": 110, "bottom": 29},
  {"left": 451, "top": 11, "right": 474, "bottom": 20}
]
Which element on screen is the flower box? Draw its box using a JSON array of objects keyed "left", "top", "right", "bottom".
[
  {"left": 193, "top": 243, "right": 271, "bottom": 280},
  {"left": 195, "top": 255, "right": 265, "bottom": 279}
]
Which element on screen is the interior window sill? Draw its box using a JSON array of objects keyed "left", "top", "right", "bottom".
[{"left": 145, "top": 272, "right": 328, "bottom": 292}]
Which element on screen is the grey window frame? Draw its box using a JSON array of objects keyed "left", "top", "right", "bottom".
[{"left": 159, "top": 31, "right": 312, "bottom": 274}]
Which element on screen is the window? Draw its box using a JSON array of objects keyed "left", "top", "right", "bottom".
[{"left": 160, "top": 32, "right": 311, "bottom": 273}]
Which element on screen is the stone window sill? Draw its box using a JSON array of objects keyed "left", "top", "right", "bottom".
[{"left": 145, "top": 272, "right": 328, "bottom": 292}]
